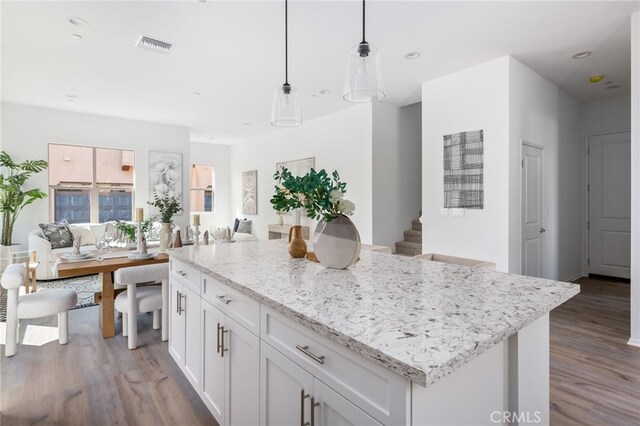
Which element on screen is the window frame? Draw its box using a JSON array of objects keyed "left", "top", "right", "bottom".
[{"left": 48, "top": 143, "right": 136, "bottom": 224}]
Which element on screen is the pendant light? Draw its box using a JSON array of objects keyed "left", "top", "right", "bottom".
[
  {"left": 343, "top": 0, "right": 385, "bottom": 102},
  {"left": 271, "top": 0, "right": 302, "bottom": 127}
]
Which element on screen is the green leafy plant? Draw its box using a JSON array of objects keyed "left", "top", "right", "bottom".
[
  {"left": 148, "top": 193, "right": 182, "bottom": 223},
  {"left": 270, "top": 167, "right": 355, "bottom": 221},
  {"left": 0, "top": 151, "right": 48, "bottom": 246},
  {"left": 114, "top": 219, "right": 154, "bottom": 242}
]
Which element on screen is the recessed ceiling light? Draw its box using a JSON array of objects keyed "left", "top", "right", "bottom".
[
  {"left": 71, "top": 34, "right": 83, "bottom": 39},
  {"left": 244, "top": 122, "right": 252, "bottom": 126},
  {"left": 604, "top": 81, "right": 614, "bottom": 85},
  {"left": 572, "top": 51, "right": 592, "bottom": 59},
  {"left": 311, "top": 94, "right": 318, "bottom": 99},
  {"left": 68, "top": 99, "right": 75, "bottom": 103},
  {"left": 404, "top": 52, "right": 421, "bottom": 60},
  {"left": 65, "top": 94, "right": 78, "bottom": 99},
  {"left": 605, "top": 85, "right": 621, "bottom": 90},
  {"left": 208, "top": 136, "right": 215, "bottom": 140},
  {"left": 319, "top": 89, "right": 331, "bottom": 95},
  {"left": 67, "top": 17, "right": 88, "bottom": 26},
  {"left": 193, "top": 91, "right": 201, "bottom": 96},
  {"left": 589, "top": 74, "right": 604, "bottom": 84}
]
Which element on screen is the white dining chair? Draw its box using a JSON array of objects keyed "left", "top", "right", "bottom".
[
  {"left": 113, "top": 263, "right": 169, "bottom": 350},
  {"left": 1, "top": 263, "right": 77, "bottom": 357}
]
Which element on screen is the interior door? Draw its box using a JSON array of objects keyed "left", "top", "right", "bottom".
[
  {"left": 522, "top": 143, "right": 544, "bottom": 277},
  {"left": 588, "top": 131, "right": 631, "bottom": 278}
]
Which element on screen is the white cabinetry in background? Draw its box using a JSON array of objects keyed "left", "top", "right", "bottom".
[{"left": 168, "top": 259, "right": 201, "bottom": 391}]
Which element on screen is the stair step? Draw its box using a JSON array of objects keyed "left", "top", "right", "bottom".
[
  {"left": 395, "top": 241, "right": 422, "bottom": 256},
  {"left": 411, "top": 220, "right": 422, "bottom": 232},
  {"left": 403, "top": 230, "right": 422, "bottom": 243}
]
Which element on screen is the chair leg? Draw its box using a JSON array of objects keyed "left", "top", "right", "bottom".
[
  {"left": 122, "top": 312, "right": 128, "bottom": 337},
  {"left": 5, "top": 289, "right": 19, "bottom": 357},
  {"left": 58, "top": 311, "right": 69, "bottom": 345},
  {"left": 153, "top": 310, "right": 161, "bottom": 330}
]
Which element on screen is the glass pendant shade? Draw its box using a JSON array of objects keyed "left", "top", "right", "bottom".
[
  {"left": 271, "top": 84, "right": 302, "bottom": 127},
  {"left": 343, "top": 42, "right": 385, "bottom": 102}
]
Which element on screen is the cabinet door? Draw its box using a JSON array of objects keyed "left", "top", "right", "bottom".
[
  {"left": 201, "top": 301, "right": 226, "bottom": 425},
  {"left": 183, "top": 285, "right": 202, "bottom": 391},
  {"left": 168, "top": 279, "right": 184, "bottom": 366},
  {"left": 226, "top": 316, "right": 260, "bottom": 426},
  {"left": 312, "top": 379, "right": 382, "bottom": 426},
  {"left": 260, "top": 341, "right": 314, "bottom": 426}
]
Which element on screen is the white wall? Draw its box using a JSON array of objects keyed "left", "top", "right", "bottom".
[
  {"left": 508, "top": 57, "right": 582, "bottom": 281},
  {"left": 189, "top": 142, "right": 230, "bottom": 232},
  {"left": 372, "top": 102, "right": 422, "bottom": 249},
  {"left": 581, "top": 95, "right": 631, "bottom": 135},
  {"left": 629, "top": 11, "right": 640, "bottom": 347},
  {"left": 229, "top": 104, "right": 373, "bottom": 243},
  {"left": 1, "top": 103, "right": 190, "bottom": 248},
  {"left": 422, "top": 57, "right": 511, "bottom": 271}
]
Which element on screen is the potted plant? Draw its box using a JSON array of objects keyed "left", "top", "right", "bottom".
[
  {"left": 148, "top": 193, "right": 182, "bottom": 252},
  {"left": 0, "top": 151, "right": 48, "bottom": 256},
  {"left": 271, "top": 168, "right": 359, "bottom": 268},
  {"left": 114, "top": 219, "right": 153, "bottom": 248}
]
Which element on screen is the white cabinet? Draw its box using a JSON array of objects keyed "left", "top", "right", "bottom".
[
  {"left": 260, "top": 341, "right": 380, "bottom": 426},
  {"left": 169, "top": 276, "right": 201, "bottom": 392},
  {"left": 202, "top": 299, "right": 260, "bottom": 426}
]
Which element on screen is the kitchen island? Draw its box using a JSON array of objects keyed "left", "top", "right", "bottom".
[{"left": 167, "top": 240, "right": 579, "bottom": 425}]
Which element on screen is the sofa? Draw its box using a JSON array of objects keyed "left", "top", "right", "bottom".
[{"left": 29, "top": 223, "right": 103, "bottom": 280}]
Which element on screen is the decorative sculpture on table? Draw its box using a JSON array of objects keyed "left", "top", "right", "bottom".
[
  {"left": 72, "top": 236, "right": 81, "bottom": 255},
  {"left": 203, "top": 230, "right": 209, "bottom": 245}
]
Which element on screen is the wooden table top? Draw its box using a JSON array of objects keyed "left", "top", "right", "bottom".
[{"left": 57, "top": 253, "right": 169, "bottom": 277}]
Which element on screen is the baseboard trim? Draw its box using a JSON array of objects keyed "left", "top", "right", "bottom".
[
  {"left": 565, "top": 273, "right": 585, "bottom": 283},
  {"left": 627, "top": 338, "right": 640, "bottom": 348}
]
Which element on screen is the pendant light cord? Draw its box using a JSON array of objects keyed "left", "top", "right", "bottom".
[
  {"left": 362, "top": 0, "right": 366, "bottom": 43},
  {"left": 285, "top": 0, "right": 289, "bottom": 85}
]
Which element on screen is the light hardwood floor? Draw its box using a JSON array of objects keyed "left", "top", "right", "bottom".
[
  {"left": 0, "top": 305, "right": 216, "bottom": 426},
  {"left": 550, "top": 276, "right": 640, "bottom": 425},
  {"left": 1, "top": 276, "right": 638, "bottom": 425}
]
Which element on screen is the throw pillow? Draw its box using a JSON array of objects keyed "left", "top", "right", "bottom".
[
  {"left": 237, "top": 219, "right": 252, "bottom": 234},
  {"left": 39, "top": 222, "right": 74, "bottom": 249},
  {"left": 233, "top": 218, "right": 240, "bottom": 233}
]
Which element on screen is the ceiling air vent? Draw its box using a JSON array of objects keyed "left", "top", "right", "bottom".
[{"left": 136, "top": 35, "right": 172, "bottom": 54}]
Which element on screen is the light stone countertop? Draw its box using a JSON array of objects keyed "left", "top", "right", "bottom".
[{"left": 169, "top": 240, "right": 579, "bottom": 387}]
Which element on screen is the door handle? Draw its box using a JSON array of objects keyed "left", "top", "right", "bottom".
[
  {"left": 310, "top": 396, "right": 319, "bottom": 426},
  {"left": 219, "top": 325, "right": 229, "bottom": 357},
  {"left": 216, "top": 322, "right": 221, "bottom": 354},
  {"left": 300, "top": 389, "right": 310, "bottom": 426},
  {"left": 540, "top": 227, "right": 546, "bottom": 233}
]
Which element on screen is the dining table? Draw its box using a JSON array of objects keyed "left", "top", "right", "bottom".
[{"left": 56, "top": 252, "right": 169, "bottom": 338}]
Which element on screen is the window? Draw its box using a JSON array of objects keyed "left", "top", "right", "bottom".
[
  {"left": 190, "top": 164, "right": 214, "bottom": 212},
  {"left": 48, "top": 144, "right": 135, "bottom": 223}
]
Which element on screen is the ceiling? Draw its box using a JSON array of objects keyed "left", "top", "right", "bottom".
[{"left": 2, "top": 1, "right": 638, "bottom": 144}]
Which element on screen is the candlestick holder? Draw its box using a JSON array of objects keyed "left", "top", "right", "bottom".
[
  {"left": 136, "top": 221, "right": 145, "bottom": 254},
  {"left": 193, "top": 224, "right": 201, "bottom": 246}
]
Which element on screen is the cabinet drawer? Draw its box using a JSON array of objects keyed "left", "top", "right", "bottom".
[
  {"left": 202, "top": 274, "right": 260, "bottom": 336},
  {"left": 170, "top": 258, "right": 200, "bottom": 294},
  {"left": 261, "top": 307, "right": 408, "bottom": 426}
]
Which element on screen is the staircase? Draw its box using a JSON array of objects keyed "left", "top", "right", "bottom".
[{"left": 395, "top": 219, "right": 422, "bottom": 256}]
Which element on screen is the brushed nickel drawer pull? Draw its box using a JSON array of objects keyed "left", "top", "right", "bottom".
[
  {"left": 216, "top": 322, "right": 222, "bottom": 354},
  {"left": 220, "top": 326, "right": 229, "bottom": 357},
  {"left": 216, "top": 295, "right": 232, "bottom": 305},
  {"left": 176, "top": 290, "right": 181, "bottom": 314},
  {"left": 177, "top": 270, "right": 187, "bottom": 277},
  {"left": 310, "top": 396, "right": 319, "bottom": 426},
  {"left": 295, "top": 344, "right": 325, "bottom": 365}
]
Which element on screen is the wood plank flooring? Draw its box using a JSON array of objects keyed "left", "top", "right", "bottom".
[
  {"left": 550, "top": 276, "right": 640, "bottom": 425},
  {"left": 1, "top": 275, "right": 638, "bottom": 425},
  {"left": 0, "top": 306, "right": 216, "bottom": 426}
]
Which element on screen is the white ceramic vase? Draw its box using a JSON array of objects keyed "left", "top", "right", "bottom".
[
  {"left": 312, "top": 215, "right": 361, "bottom": 269},
  {"left": 159, "top": 222, "right": 173, "bottom": 253}
]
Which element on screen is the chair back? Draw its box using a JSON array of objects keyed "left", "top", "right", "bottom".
[{"left": 114, "top": 263, "right": 169, "bottom": 286}]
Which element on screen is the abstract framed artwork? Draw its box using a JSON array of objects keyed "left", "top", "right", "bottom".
[
  {"left": 149, "top": 151, "right": 183, "bottom": 215},
  {"left": 443, "top": 130, "right": 484, "bottom": 209},
  {"left": 276, "top": 156, "right": 315, "bottom": 177},
  {"left": 242, "top": 170, "right": 258, "bottom": 215}
]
